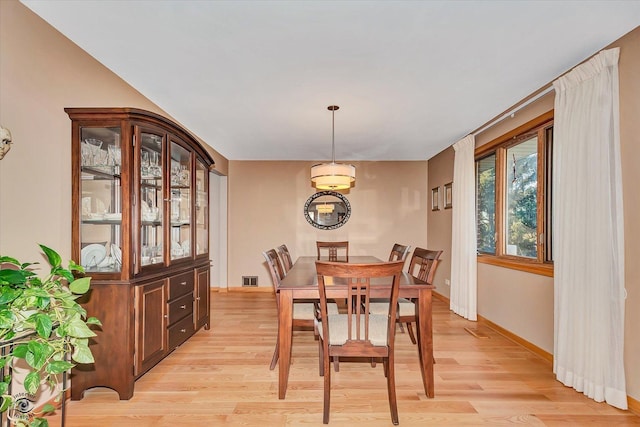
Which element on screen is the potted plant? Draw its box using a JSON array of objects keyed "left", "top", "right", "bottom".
[{"left": 0, "top": 244, "right": 100, "bottom": 427}]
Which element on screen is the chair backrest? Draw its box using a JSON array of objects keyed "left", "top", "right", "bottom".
[
  {"left": 262, "top": 249, "right": 285, "bottom": 291},
  {"left": 388, "top": 243, "right": 411, "bottom": 262},
  {"left": 277, "top": 244, "right": 293, "bottom": 273},
  {"left": 315, "top": 260, "right": 405, "bottom": 348},
  {"left": 407, "top": 247, "right": 443, "bottom": 283},
  {"left": 316, "top": 241, "right": 349, "bottom": 262}
]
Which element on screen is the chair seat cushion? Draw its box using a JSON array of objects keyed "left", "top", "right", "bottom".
[
  {"left": 318, "top": 314, "right": 389, "bottom": 346},
  {"left": 294, "top": 301, "right": 338, "bottom": 320},
  {"left": 369, "top": 298, "right": 415, "bottom": 317}
]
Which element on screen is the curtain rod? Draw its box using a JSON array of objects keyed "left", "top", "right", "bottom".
[{"left": 471, "top": 85, "right": 555, "bottom": 137}]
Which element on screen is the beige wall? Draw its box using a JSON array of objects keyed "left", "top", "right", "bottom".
[
  {"left": 0, "top": 1, "right": 227, "bottom": 262},
  {"left": 427, "top": 26, "right": 640, "bottom": 402},
  {"left": 228, "top": 160, "right": 428, "bottom": 289},
  {"left": 426, "top": 147, "right": 454, "bottom": 295}
]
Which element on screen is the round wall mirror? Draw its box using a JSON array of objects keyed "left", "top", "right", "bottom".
[{"left": 304, "top": 191, "right": 351, "bottom": 230}]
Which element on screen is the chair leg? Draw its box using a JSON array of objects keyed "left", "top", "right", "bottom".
[
  {"left": 319, "top": 339, "right": 324, "bottom": 376},
  {"left": 269, "top": 332, "right": 279, "bottom": 370},
  {"left": 406, "top": 322, "right": 417, "bottom": 345},
  {"left": 385, "top": 354, "right": 399, "bottom": 425},
  {"left": 323, "top": 350, "right": 331, "bottom": 424},
  {"left": 333, "top": 356, "right": 340, "bottom": 372}
]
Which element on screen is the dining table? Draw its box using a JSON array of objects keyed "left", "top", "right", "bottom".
[{"left": 276, "top": 255, "right": 436, "bottom": 399}]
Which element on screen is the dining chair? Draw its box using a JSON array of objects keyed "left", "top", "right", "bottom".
[
  {"left": 315, "top": 260, "right": 405, "bottom": 425},
  {"left": 316, "top": 241, "right": 349, "bottom": 262},
  {"left": 370, "top": 247, "right": 442, "bottom": 345},
  {"left": 277, "top": 244, "right": 294, "bottom": 273},
  {"left": 263, "top": 249, "right": 337, "bottom": 370},
  {"left": 388, "top": 243, "right": 411, "bottom": 262}
]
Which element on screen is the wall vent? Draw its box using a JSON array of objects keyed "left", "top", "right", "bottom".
[{"left": 242, "top": 276, "right": 258, "bottom": 287}]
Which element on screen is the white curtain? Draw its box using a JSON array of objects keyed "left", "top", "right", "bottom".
[
  {"left": 553, "top": 48, "right": 627, "bottom": 409},
  {"left": 450, "top": 135, "right": 477, "bottom": 321}
]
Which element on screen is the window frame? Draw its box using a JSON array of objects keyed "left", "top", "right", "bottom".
[{"left": 475, "top": 111, "right": 554, "bottom": 277}]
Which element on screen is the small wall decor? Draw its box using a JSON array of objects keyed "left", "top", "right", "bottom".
[
  {"left": 444, "top": 182, "right": 453, "bottom": 209},
  {"left": 0, "top": 126, "right": 12, "bottom": 160},
  {"left": 431, "top": 187, "right": 440, "bottom": 211}
]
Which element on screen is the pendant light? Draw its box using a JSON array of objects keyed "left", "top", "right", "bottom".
[{"left": 310, "top": 105, "right": 355, "bottom": 190}]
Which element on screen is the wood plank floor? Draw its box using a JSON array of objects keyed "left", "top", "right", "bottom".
[{"left": 54, "top": 292, "right": 638, "bottom": 426}]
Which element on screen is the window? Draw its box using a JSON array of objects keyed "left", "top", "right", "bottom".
[{"left": 475, "top": 112, "right": 553, "bottom": 276}]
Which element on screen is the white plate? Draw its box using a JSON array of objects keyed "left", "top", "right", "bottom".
[
  {"left": 104, "top": 212, "right": 121, "bottom": 220},
  {"left": 82, "top": 244, "right": 107, "bottom": 268},
  {"left": 111, "top": 244, "right": 122, "bottom": 265},
  {"left": 97, "top": 255, "right": 113, "bottom": 268},
  {"left": 141, "top": 201, "right": 150, "bottom": 216}
]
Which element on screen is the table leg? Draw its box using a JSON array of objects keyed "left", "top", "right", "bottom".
[
  {"left": 416, "top": 288, "right": 435, "bottom": 398},
  {"left": 278, "top": 290, "right": 293, "bottom": 399}
]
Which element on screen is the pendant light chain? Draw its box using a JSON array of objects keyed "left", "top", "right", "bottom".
[{"left": 329, "top": 105, "right": 338, "bottom": 164}]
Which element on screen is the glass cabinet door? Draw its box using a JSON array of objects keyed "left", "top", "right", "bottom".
[
  {"left": 139, "top": 131, "right": 164, "bottom": 267},
  {"left": 79, "top": 126, "right": 122, "bottom": 273},
  {"left": 195, "top": 158, "right": 208, "bottom": 256},
  {"left": 169, "top": 140, "right": 192, "bottom": 260}
]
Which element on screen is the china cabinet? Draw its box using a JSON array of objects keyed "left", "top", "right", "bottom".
[{"left": 66, "top": 108, "right": 214, "bottom": 400}]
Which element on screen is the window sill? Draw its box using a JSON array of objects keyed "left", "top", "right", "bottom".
[{"left": 477, "top": 255, "right": 554, "bottom": 277}]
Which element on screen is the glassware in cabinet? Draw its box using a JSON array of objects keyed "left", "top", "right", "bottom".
[
  {"left": 139, "top": 131, "right": 164, "bottom": 267},
  {"left": 195, "top": 158, "right": 208, "bottom": 256},
  {"left": 169, "top": 141, "right": 191, "bottom": 260},
  {"left": 79, "top": 126, "right": 122, "bottom": 272}
]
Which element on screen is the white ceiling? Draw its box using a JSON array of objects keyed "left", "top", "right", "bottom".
[{"left": 21, "top": 1, "right": 640, "bottom": 161}]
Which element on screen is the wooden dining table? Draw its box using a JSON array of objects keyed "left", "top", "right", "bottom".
[{"left": 276, "top": 255, "right": 436, "bottom": 399}]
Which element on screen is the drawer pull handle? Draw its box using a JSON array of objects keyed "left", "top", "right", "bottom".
[
  {"left": 180, "top": 305, "right": 187, "bottom": 309},
  {"left": 180, "top": 328, "right": 187, "bottom": 333},
  {"left": 180, "top": 281, "right": 187, "bottom": 286},
  {"left": 196, "top": 297, "right": 201, "bottom": 301}
]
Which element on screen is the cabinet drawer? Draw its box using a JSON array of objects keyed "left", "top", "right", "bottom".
[
  {"left": 169, "top": 272, "right": 193, "bottom": 300},
  {"left": 168, "top": 314, "right": 195, "bottom": 349},
  {"left": 167, "top": 293, "right": 193, "bottom": 326}
]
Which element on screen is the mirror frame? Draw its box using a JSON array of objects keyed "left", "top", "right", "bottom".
[{"left": 304, "top": 190, "right": 351, "bottom": 230}]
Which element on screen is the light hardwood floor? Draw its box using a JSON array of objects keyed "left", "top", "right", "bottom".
[{"left": 54, "top": 292, "right": 638, "bottom": 426}]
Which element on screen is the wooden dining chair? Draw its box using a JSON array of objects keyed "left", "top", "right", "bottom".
[
  {"left": 370, "top": 247, "right": 442, "bottom": 344},
  {"left": 316, "top": 241, "right": 349, "bottom": 262},
  {"left": 277, "top": 244, "right": 293, "bottom": 273},
  {"left": 388, "top": 243, "right": 411, "bottom": 262},
  {"left": 315, "top": 260, "right": 405, "bottom": 425},
  {"left": 263, "top": 249, "right": 337, "bottom": 370}
]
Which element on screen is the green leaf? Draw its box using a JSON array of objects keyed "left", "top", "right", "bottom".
[
  {"left": 24, "top": 371, "right": 41, "bottom": 394},
  {"left": 66, "top": 317, "right": 96, "bottom": 338},
  {"left": 0, "top": 395, "right": 12, "bottom": 413},
  {"left": 41, "top": 403, "right": 56, "bottom": 414},
  {"left": 0, "top": 255, "right": 20, "bottom": 265},
  {"left": 12, "top": 343, "right": 29, "bottom": 358},
  {"left": 0, "top": 309, "right": 15, "bottom": 328},
  {"left": 72, "top": 342, "right": 95, "bottom": 364},
  {"left": 0, "top": 269, "right": 30, "bottom": 286},
  {"left": 86, "top": 317, "right": 102, "bottom": 326},
  {"left": 68, "top": 277, "right": 91, "bottom": 295},
  {"left": 30, "top": 417, "right": 49, "bottom": 427},
  {"left": 26, "top": 341, "right": 53, "bottom": 370},
  {"left": 34, "top": 313, "right": 53, "bottom": 338},
  {"left": 0, "top": 380, "right": 8, "bottom": 395},
  {"left": 46, "top": 360, "right": 74, "bottom": 374},
  {"left": 39, "top": 244, "right": 61, "bottom": 269}
]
